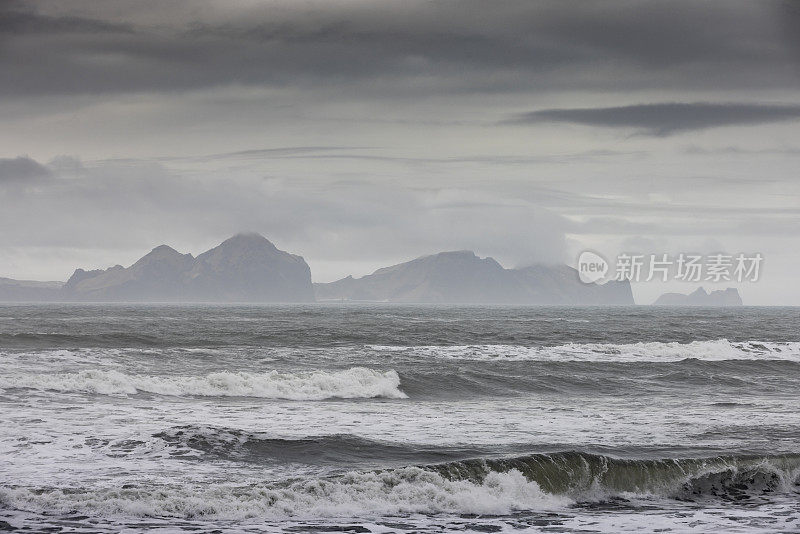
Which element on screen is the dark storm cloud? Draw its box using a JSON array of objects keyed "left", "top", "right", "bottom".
[
  {"left": 0, "top": 1, "right": 131, "bottom": 34},
  {"left": 1, "top": 1, "right": 798, "bottom": 97},
  {"left": 510, "top": 103, "right": 800, "bottom": 136},
  {"left": 0, "top": 156, "right": 51, "bottom": 182}
]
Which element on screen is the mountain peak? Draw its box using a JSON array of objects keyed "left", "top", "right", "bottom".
[
  {"left": 55, "top": 234, "right": 313, "bottom": 302},
  {"left": 151, "top": 244, "right": 179, "bottom": 253},
  {"left": 402, "top": 250, "right": 484, "bottom": 267},
  {"left": 142, "top": 244, "right": 188, "bottom": 259},
  {"left": 132, "top": 244, "right": 193, "bottom": 269},
  {"left": 187, "top": 233, "right": 312, "bottom": 301},
  {"left": 429, "top": 250, "right": 478, "bottom": 259},
  {"left": 228, "top": 232, "right": 272, "bottom": 243},
  {"left": 207, "top": 233, "right": 277, "bottom": 253}
]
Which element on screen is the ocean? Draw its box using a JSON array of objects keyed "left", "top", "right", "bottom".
[{"left": 1, "top": 304, "right": 799, "bottom": 533}]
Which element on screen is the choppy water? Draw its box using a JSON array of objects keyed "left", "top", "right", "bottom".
[{"left": 1, "top": 304, "right": 799, "bottom": 533}]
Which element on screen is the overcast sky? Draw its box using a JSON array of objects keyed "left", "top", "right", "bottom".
[{"left": 1, "top": 0, "right": 799, "bottom": 304}]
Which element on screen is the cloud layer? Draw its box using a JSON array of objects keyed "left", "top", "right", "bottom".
[
  {"left": 1, "top": 1, "right": 799, "bottom": 97},
  {"left": 0, "top": 156, "right": 571, "bottom": 279},
  {"left": 0, "top": 157, "right": 51, "bottom": 183},
  {"left": 1, "top": 1, "right": 799, "bottom": 303},
  {"left": 511, "top": 103, "right": 800, "bottom": 136}
]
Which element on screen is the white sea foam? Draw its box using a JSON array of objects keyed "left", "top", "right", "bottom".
[
  {"left": 368, "top": 339, "right": 800, "bottom": 362},
  {"left": 0, "top": 367, "right": 407, "bottom": 400},
  {"left": 0, "top": 468, "right": 567, "bottom": 521}
]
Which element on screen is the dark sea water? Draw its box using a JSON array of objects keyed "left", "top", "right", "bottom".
[{"left": 1, "top": 304, "right": 799, "bottom": 533}]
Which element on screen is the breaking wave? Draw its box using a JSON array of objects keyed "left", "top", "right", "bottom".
[
  {"left": 154, "top": 425, "right": 491, "bottom": 465},
  {"left": 154, "top": 427, "right": 800, "bottom": 502},
  {"left": 1, "top": 451, "right": 798, "bottom": 521},
  {"left": 0, "top": 468, "right": 565, "bottom": 520},
  {"left": 0, "top": 367, "right": 407, "bottom": 400},
  {"left": 430, "top": 451, "right": 800, "bottom": 500},
  {"left": 369, "top": 340, "right": 800, "bottom": 362}
]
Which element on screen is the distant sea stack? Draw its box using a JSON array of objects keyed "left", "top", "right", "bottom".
[
  {"left": 60, "top": 233, "right": 314, "bottom": 302},
  {"left": 654, "top": 287, "right": 743, "bottom": 306},
  {"left": 314, "top": 251, "right": 635, "bottom": 305}
]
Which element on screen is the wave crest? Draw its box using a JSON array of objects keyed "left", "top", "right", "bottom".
[
  {"left": 154, "top": 425, "right": 485, "bottom": 465},
  {"left": 369, "top": 340, "right": 800, "bottom": 362},
  {"left": 0, "top": 367, "right": 407, "bottom": 400},
  {"left": 431, "top": 451, "right": 800, "bottom": 500},
  {"left": 0, "top": 467, "right": 565, "bottom": 520},
  {"left": 2, "top": 452, "right": 798, "bottom": 521}
]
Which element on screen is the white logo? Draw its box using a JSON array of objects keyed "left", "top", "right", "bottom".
[{"left": 578, "top": 251, "right": 609, "bottom": 284}]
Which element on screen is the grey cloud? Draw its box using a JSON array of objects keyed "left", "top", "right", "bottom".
[
  {"left": 198, "top": 147, "right": 377, "bottom": 162},
  {"left": 1, "top": 1, "right": 798, "bottom": 97},
  {"left": 1, "top": 151, "right": 796, "bottom": 286},
  {"left": 0, "top": 1, "right": 132, "bottom": 35},
  {"left": 510, "top": 103, "right": 800, "bottom": 136},
  {"left": 570, "top": 216, "right": 800, "bottom": 237},
  {"left": 101, "top": 147, "right": 375, "bottom": 164},
  {"left": 105, "top": 147, "right": 647, "bottom": 170},
  {"left": 683, "top": 145, "right": 800, "bottom": 156},
  {"left": 0, "top": 156, "right": 51, "bottom": 182},
  {"left": 0, "top": 157, "right": 569, "bottom": 275},
  {"left": 265, "top": 150, "right": 649, "bottom": 167},
  {"left": 2, "top": 2, "right": 799, "bottom": 303}
]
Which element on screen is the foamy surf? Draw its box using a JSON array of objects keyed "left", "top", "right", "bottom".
[
  {"left": 2, "top": 305, "right": 800, "bottom": 533},
  {"left": 368, "top": 340, "right": 800, "bottom": 362},
  {"left": 0, "top": 467, "right": 567, "bottom": 521},
  {"left": 2, "top": 452, "right": 798, "bottom": 522},
  {"left": 0, "top": 367, "right": 408, "bottom": 400}
]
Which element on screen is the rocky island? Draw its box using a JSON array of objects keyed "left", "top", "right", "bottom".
[
  {"left": 1, "top": 236, "right": 635, "bottom": 304},
  {"left": 654, "top": 287, "right": 743, "bottom": 306},
  {"left": 1, "top": 233, "right": 314, "bottom": 303},
  {"left": 314, "top": 250, "right": 634, "bottom": 305}
]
